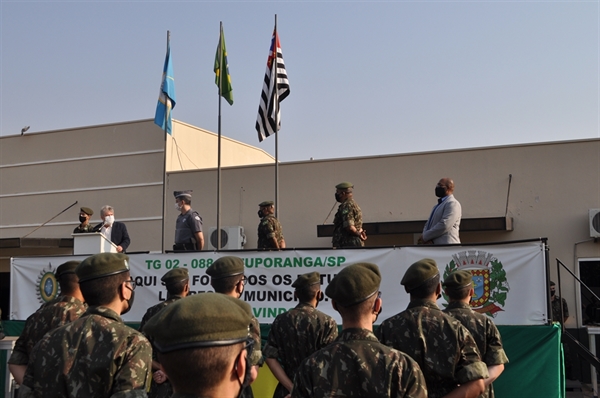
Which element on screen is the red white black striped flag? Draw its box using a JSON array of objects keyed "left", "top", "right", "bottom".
[{"left": 255, "top": 27, "right": 290, "bottom": 142}]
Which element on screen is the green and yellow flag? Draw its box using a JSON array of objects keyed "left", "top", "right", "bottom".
[{"left": 214, "top": 24, "right": 233, "bottom": 105}]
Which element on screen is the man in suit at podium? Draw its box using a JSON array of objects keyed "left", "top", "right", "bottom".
[{"left": 94, "top": 205, "right": 130, "bottom": 253}]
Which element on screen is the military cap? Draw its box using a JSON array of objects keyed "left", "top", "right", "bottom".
[
  {"left": 55, "top": 260, "right": 81, "bottom": 279},
  {"left": 325, "top": 263, "right": 380, "bottom": 307},
  {"left": 76, "top": 253, "right": 130, "bottom": 283},
  {"left": 206, "top": 256, "right": 245, "bottom": 280},
  {"left": 335, "top": 182, "right": 354, "bottom": 190},
  {"left": 401, "top": 258, "right": 439, "bottom": 291},
  {"left": 162, "top": 268, "right": 189, "bottom": 286},
  {"left": 174, "top": 190, "right": 193, "bottom": 199},
  {"left": 259, "top": 201, "right": 274, "bottom": 207},
  {"left": 80, "top": 207, "right": 94, "bottom": 216},
  {"left": 143, "top": 293, "right": 252, "bottom": 353},
  {"left": 292, "top": 272, "right": 321, "bottom": 289},
  {"left": 443, "top": 270, "right": 474, "bottom": 290}
]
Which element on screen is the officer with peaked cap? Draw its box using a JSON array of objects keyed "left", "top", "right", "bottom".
[
  {"left": 20, "top": 253, "right": 152, "bottom": 397},
  {"left": 264, "top": 272, "right": 338, "bottom": 397},
  {"left": 73, "top": 206, "right": 95, "bottom": 233},
  {"left": 144, "top": 294, "right": 254, "bottom": 398},
  {"left": 140, "top": 268, "right": 190, "bottom": 398},
  {"left": 293, "top": 263, "right": 427, "bottom": 397},
  {"left": 257, "top": 200, "right": 286, "bottom": 249},
  {"left": 332, "top": 182, "right": 367, "bottom": 248},
  {"left": 174, "top": 190, "right": 204, "bottom": 251},
  {"left": 376, "top": 259, "right": 488, "bottom": 398}
]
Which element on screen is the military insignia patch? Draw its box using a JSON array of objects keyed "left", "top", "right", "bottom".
[
  {"left": 443, "top": 250, "right": 510, "bottom": 317},
  {"left": 36, "top": 262, "right": 60, "bottom": 304}
]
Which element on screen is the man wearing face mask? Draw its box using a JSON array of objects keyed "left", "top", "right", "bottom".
[
  {"left": 419, "top": 177, "right": 462, "bottom": 245},
  {"left": 93, "top": 205, "right": 130, "bottom": 253},
  {"left": 207, "top": 256, "right": 262, "bottom": 398},
  {"left": 143, "top": 294, "right": 254, "bottom": 398},
  {"left": 264, "top": 272, "right": 338, "bottom": 398},
  {"left": 19, "top": 253, "right": 152, "bottom": 397},
  {"left": 73, "top": 207, "right": 95, "bottom": 234},
  {"left": 257, "top": 201, "right": 286, "bottom": 250},
  {"left": 332, "top": 182, "right": 367, "bottom": 248},
  {"left": 173, "top": 190, "right": 204, "bottom": 251}
]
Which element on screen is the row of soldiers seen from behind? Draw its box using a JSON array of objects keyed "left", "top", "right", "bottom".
[{"left": 9, "top": 251, "right": 507, "bottom": 398}]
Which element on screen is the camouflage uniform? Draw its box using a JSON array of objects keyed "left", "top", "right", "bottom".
[
  {"left": 292, "top": 328, "right": 427, "bottom": 398},
  {"left": 264, "top": 302, "right": 338, "bottom": 398},
  {"left": 551, "top": 295, "right": 569, "bottom": 323},
  {"left": 376, "top": 299, "right": 488, "bottom": 398},
  {"left": 139, "top": 295, "right": 185, "bottom": 398},
  {"left": 20, "top": 306, "right": 152, "bottom": 398},
  {"left": 8, "top": 295, "right": 87, "bottom": 366},
  {"left": 332, "top": 198, "right": 363, "bottom": 248},
  {"left": 257, "top": 215, "right": 285, "bottom": 249},
  {"left": 444, "top": 302, "right": 509, "bottom": 398},
  {"left": 73, "top": 224, "right": 95, "bottom": 234}
]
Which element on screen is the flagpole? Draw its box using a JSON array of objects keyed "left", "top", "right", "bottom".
[
  {"left": 161, "top": 30, "right": 170, "bottom": 254},
  {"left": 274, "top": 14, "right": 280, "bottom": 219},
  {"left": 217, "top": 22, "right": 223, "bottom": 251}
]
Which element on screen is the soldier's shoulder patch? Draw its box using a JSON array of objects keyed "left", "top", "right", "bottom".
[{"left": 194, "top": 215, "right": 201, "bottom": 221}]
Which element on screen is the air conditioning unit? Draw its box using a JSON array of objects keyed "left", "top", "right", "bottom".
[
  {"left": 590, "top": 209, "right": 600, "bottom": 238},
  {"left": 208, "top": 226, "right": 246, "bottom": 250}
]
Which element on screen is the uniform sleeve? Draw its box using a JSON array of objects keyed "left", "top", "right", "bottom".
[
  {"left": 562, "top": 298, "right": 570, "bottom": 318},
  {"left": 323, "top": 317, "right": 339, "bottom": 346},
  {"left": 455, "top": 324, "right": 489, "bottom": 384},
  {"left": 341, "top": 202, "right": 358, "bottom": 228},
  {"left": 484, "top": 321, "right": 509, "bottom": 366},
  {"left": 119, "top": 223, "right": 131, "bottom": 251},
  {"left": 249, "top": 317, "right": 263, "bottom": 366},
  {"left": 396, "top": 354, "right": 428, "bottom": 398},
  {"left": 263, "top": 318, "right": 280, "bottom": 359},
  {"left": 8, "top": 314, "right": 37, "bottom": 365},
  {"left": 111, "top": 334, "right": 153, "bottom": 395},
  {"left": 291, "top": 358, "right": 314, "bottom": 398}
]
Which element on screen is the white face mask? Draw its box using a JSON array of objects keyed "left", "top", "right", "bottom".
[
  {"left": 104, "top": 215, "right": 115, "bottom": 226},
  {"left": 175, "top": 203, "right": 182, "bottom": 211}
]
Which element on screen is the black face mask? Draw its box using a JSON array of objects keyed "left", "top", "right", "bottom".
[
  {"left": 257, "top": 210, "right": 264, "bottom": 218},
  {"left": 335, "top": 193, "right": 342, "bottom": 202},
  {"left": 79, "top": 215, "right": 87, "bottom": 223},
  {"left": 435, "top": 186, "right": 447, "bottom": 198},
  {"left": 121, "top": 289, "right": 135, "bottom": 315},
  {"left": 551, "top": 290, "right": 556, "bottom": 297}
]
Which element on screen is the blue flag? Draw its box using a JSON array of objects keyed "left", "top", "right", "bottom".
[{"left": 154, "top": 40, "right": 176, "bottom": 134}]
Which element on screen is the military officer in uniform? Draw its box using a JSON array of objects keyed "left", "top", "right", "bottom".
[
  {"left": 140, "top": 268, "right": 190, "bottom": 398},
  {"left": 257, "top": 201, "right": 286, "bottom": 249},
  {"left": 174, "top": 190, "right": 204, "bottom": 251},
  {"left": 376, "top": 259, "right": 488, "bottom": 398},
  {"left": 332, "top": 182, "right": 366, "bottom": 248},
  {"left": 442, "top": 270, "right": 509, "bottom": 398},
  {"left": 73, "top": 206, "right": 95, "bottom": 233},
  {"left": 264, "top": 272, "right": 338, "bottom": 397}
]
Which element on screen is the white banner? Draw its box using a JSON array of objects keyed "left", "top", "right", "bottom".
[{"left": 10, "top": 241, "right": 547, "bottom": 325}]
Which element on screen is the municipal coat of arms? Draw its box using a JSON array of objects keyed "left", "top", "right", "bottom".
[
  {"left": 36, "top": 263, "right": 60, "bottom": 304},
  {"left": 443, "top": 250, "right": 510, "bottom": 317}
]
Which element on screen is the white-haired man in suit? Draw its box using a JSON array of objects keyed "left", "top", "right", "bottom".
[{"left": 419, "top": 177, "right": 461, "bottom": 244}]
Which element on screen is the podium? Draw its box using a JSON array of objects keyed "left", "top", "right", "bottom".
[{"left": 72, "top": 232, "right": 117, "bottom": 255}]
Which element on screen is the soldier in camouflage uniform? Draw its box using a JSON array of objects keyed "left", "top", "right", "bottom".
[
  {"left": 207, "top": 256, "right": 263, "bottom": 398},
  {"left": 257, "top": 201, "right": 286, "bottom": 249},
  {"left": 73, "top": 206, "right": 96, "bottom": 233},
  {"left": 332, "top": 182, "right": 367, "bottom": 248},
  {"left": 550, "top": 281, "right": 569, "bottom": 324},
  {"left": 20, "top": 253, "right": 152, "bottom": 397},
  {"left": 140, "top": 268, "right": 190, "bottom": 398},
  {"left": 143, "top": 293, "right": 255, "bottom": 398},
  {"left": 264, "top": 272, "right": 338, "bottom": 397},
  {"left": 442, "top": 270, "right": 509, "bottom": 398},
  {"left": 376, "top": 259, "right": 488, "bottom": 398},
  {"left": 8, "top": 260, "right": 87, "bottom": 385},
  {"left": 292, "top": 263, "right": 427, "bottom": 398}
]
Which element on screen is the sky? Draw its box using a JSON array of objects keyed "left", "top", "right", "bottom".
[{"left": 1, "top": 1, "right": 598, "bottom": 162}]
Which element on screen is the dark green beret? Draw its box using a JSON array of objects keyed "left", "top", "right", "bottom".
[
  {"left": 206, "top": 256, "right": 245, "bottom": 280},
  {"left": 259, "top": 201, "right": 274, "bottom": 207},
  {"left": 292, "top": 272, "right": 321, "bottom": 289},
  {"left": 76, "top": 253, "right": 130, "bottom": 283},
  {"left": 143, "top": 293, "right": 252, "bottom": 353},
  {"left": 335, "top": 182, "right": 354, "bottom": 190},
  {"left": 401, "top": 258, "right": 439, "bottom": 291},
  {"left": 325, "top": 263, "right": 380, "bottom": 307},
  {"left": 55, "top": 261, "right": 81, "bottom": 279},
  {"left": 443, "top": 270, "right": 473, "bottom": 290},
  {"left": 174, "top": 190, "right": 193, "bottom": 199},
  {"left": 80, "top": 207, "right": 94, "bottom": 216},
  {"left": 162, "top": 268, "right": 189, "bottom": 286}
]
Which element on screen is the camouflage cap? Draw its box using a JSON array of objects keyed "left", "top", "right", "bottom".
[
  {"left": 80, "top": 207, "right": 94, "bottom": 216},
  {"left": 442, "top": 270, "right": 474, "bottom": 290},
  {"left": 206, "top": 256, "right": 245, "bottom": 280},
  {"left": 76, "top": 253, "right": 130, "bottom": 283},
  {"left": 259, "top": 201, "right": 274, "bottom": 207},
  {"left": 161, "top": 268, "right": 189, "bottom": 286},
  {"left": 325, "top": 263, "right": 380, "bottom": 307},
  {"left": 335, "top": 182, "right": 354, "bottom": 190},
  {"left": 174, "top": 190, "right": 193, "bottom": 199},
  {"left": 292, "top": 272, "right": 321, "bottom": 289},
  {"left": 55, "top": 260, "right": 81, "bottom": 279},
  {"left": 401, "top": 258, "right": 439, "bottom": 291},
  {"left": 143, "top": 293, "right": 252, "bottom": 353}
]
